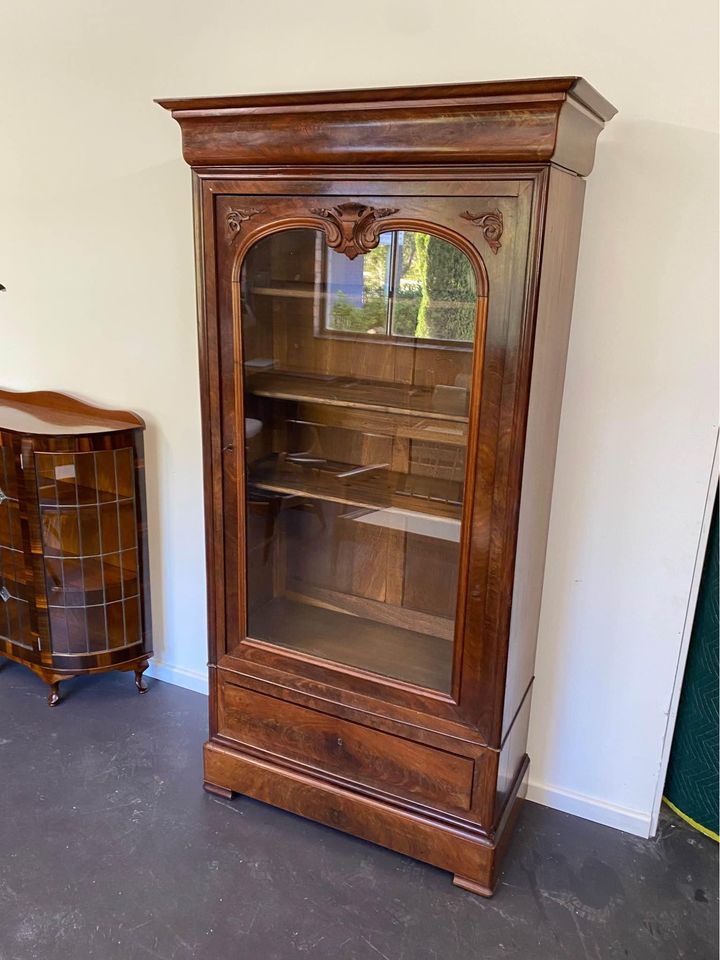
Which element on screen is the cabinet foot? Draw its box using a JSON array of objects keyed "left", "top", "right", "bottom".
[
  {"left": 203, "top": 781, "right": 235, "bottom": 800},
  {"left": 134, "top": 660, "right": 149, "bottom": 694},
  {"left": 452, "top": 874, "right": 495, "bottom": 898},
  {"left": 47, "top": 681, "right": 61, "bottom": 707}
]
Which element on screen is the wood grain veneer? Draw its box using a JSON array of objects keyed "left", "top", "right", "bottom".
[
  {"left": 0, "top": 390, "right": 152, "bottom": 704},
  {"left": 159, "top": 77, "right": 615, "bottom": 896},
  {"left": 157, "top": 77, "right": 616, "bottom": 175}
]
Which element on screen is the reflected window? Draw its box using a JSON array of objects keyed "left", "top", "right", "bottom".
[{"left": 323, "top": 231, "right": 476, "bottom": 343}]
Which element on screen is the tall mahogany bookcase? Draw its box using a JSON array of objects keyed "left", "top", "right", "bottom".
[{"left": 159, "top": 77, "right": 615, "bottom": 895}]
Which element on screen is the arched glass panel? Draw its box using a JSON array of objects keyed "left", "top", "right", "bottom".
[
  {"left": 323, "top": 230, "right": 477, "bottom": 342},
  {"left": 239, "top": 228, "right": 480, "bottom": 693}
]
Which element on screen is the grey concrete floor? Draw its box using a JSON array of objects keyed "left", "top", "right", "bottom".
[{"left": 0, "top": 662, "right": 717, "bottom": 960}]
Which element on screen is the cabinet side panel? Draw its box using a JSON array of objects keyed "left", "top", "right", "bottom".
[
  {"left": 193, "top": 176, "right": 225, "bottom": 677},
  {"left": 496, "top": 682, "right": 533, "bottom": 824},
  {"left": 502, "top": 168, "right": 586, "bottom": 737}
]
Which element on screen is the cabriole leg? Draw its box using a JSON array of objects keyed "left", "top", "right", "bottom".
[
  {"left": 47, "top": 681, "right": 61, "bottom": 707},
  {"left": 134, "top": 659, "right": 149, "bottom": 694}
]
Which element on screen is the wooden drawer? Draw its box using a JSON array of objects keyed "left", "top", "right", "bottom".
[{"left": 219, "top": 683, "right": 475, "bottom": 812}]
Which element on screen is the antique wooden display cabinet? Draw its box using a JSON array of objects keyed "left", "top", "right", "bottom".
[
  {"left": 0, "top": 389, "right": 152, "bottom": 705},
  {"left": 160, "top": 78, "right": 615, "bottom": 894}
]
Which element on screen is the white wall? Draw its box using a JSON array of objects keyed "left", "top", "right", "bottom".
[{"left": 2, "top": 0, "right": 717, "bottom": 835}]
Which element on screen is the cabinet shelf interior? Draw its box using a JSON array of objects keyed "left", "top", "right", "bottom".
[
  {"left": 240, "top": 227, "right": 474, "bottom": 691},
  {"left": 247, "top": 370, "right": 471, "bottom": 423},
  {"left": 246, "top": 596, "right": 453, "bottom": 694},
  {"left": 249, "top": 454, "right": 463, "bottom": 523},
  {"left": 36, "top": 477, "right": 133, "bottom": 507}
]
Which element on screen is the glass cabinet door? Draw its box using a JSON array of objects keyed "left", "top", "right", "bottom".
[
  {"left": 240, "top": 227, "right": 480, "bottom": 694},
  {"left": 0, "top": 438, "right": 33, "bottom": 653},
  {"left": 34, "top": 447, "right": 141, "bottom": 656}
]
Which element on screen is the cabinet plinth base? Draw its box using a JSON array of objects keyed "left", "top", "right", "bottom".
[
  {"left": 204, "top": 740, "right": 527, "bottom": 897},
  {"left": 452, "top": 874, "right": 495, "bottom": 897}
]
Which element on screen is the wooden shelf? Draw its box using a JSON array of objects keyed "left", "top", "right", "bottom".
[
  {"left": 247, "top": 370, "right": 470, "bottom": 422},
  {"left": 2, "top": 555, "right": 137, "bottom": 606},
  {"left": 249, "top": 456, "right": 463, "bottom": 521},
  {"left": 249, "top": 285, "right": 477, "bottom": 312},
  {"left": 249, "top": 284, "right": 320, "bottom": 299},
  {"left": 284, "top": 408, "right": 468, "bottom": 449},
  {"left": 247, "top": 596, "right": 452, "bottom": 693},
  {"left": 45, "top": 557, "right": 138, "bottom": 607},
  {"left": 36, "top": 478, "right": 131, "bottom": 507}
]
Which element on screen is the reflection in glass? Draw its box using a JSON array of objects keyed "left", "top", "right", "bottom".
[
  {"left": 0, "top": 442, "right": 33, "bottom": 650},
  {"left": 323, "top": 231, "right": 476, "bottom": 342},
  {"left": 239, "top": 229, "right": 479, "bottom": 693},
  {"left": 35, "top": 449, "right": 141, "bottom": 655}
]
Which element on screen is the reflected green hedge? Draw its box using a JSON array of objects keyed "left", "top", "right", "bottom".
[
  {"left": 330, "top": 233, "right": 476, "bottom": 342},
  {"left": 416, "top": 234, "right": 476, "bottom": 342}
]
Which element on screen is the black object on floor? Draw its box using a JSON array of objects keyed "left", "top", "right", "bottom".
[{"left": 0, "top": 662, "right": 717, "bottom": 960}]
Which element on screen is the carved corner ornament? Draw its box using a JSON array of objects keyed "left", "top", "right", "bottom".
[
  {"left": 226, "top": 207, "right": 261, "bottom": 242},
  {"left": 460, "top": 209, "right": 504, "bottom": 254},
  {"left": 310, "top": 202, "right": 400, "bottom": 260}
]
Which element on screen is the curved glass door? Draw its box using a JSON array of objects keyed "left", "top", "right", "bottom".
[
  {"left": 35, "top": 448, "right": 141, "bottom": 656},
  {"left": 240, "top": 227, "right": 479, "bottom": 693},
  {"left": 0, "top": 439, "right": 33, "bottom": 652}
]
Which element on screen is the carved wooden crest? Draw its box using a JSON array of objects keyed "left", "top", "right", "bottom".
[
  {"left": 226, "top": 207, "right": 261, "bottom": 242},
  {"left": 460, "top": 209, "right": 504, "bottom": 254},
  {"left": 310, "top": 202, "right": 399, "bottom": 260}
]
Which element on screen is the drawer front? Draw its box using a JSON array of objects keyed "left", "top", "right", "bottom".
[{"left": 219, "top": 684, "right": 474, "bottom": 812}]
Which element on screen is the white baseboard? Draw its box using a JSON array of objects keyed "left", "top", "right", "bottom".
[
  {"left": 143, "top": 662, "right": 652, "bottom": 838},
  {"left": 527, "top": 778, "right": 652, "bottom": 838},
  {"left": 146, "top": 660, "right": 209, "bottom": 696}
]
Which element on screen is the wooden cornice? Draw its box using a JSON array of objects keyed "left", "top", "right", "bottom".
[{"left": 157, "top": 77, "right": 616, "bottom": 176}]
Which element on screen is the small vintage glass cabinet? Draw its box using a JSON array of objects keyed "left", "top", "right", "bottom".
[
  {"left": 0, "top": 390, "right": 152, "bottom": 705},
  {"left": 160, "top": 78, "right": 615, "bottom": 895}
]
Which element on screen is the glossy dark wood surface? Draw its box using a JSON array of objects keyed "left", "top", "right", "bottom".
[
  {"left": 0, "top": 388, "right": 145, "bottom": 436},
  {"left": 0, "top": 393, "right": 152, "bottom": 704},
  {"left": 158, "top": 77, "right": 616, "bottom": 176},
  {"left": 501, "top": 167, "right": 587, "bottom": 737},
  {"left": 210, "top": 186, "right": 523, "bottom": 733},
  {"left": 160, "top": 78, "right": 614, "bottom": 896},
  {"left": 157, "top": 76, "right": 615, "bottom": 116},
  {"left": 219, "top": 683, "right": 476, "bottom": 811}
]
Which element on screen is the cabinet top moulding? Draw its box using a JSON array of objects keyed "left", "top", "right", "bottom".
[
  {"left": 0, "top": 388, "right": 145, "bottom": 436},
  {"left": 156, "top": 76, "right": 617, "bottom": 176}
]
